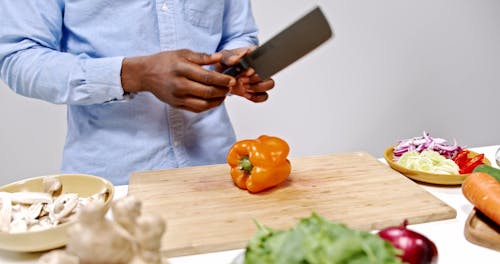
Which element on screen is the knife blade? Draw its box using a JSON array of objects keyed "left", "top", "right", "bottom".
[{"left": 222, "top": 6, "right": 333, "bottom": 80}]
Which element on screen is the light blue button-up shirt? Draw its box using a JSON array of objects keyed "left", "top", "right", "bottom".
[{"left": 0, "top": 1, "right": 258, "bottom": 185}]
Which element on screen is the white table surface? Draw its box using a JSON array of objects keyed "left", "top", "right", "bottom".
[{"left": 1, "top": 145, "right": 499, "bottom": 264}]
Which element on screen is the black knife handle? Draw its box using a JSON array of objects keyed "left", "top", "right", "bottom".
[{"left": 222, "top": 58, "right": 251, "bottom": 77}]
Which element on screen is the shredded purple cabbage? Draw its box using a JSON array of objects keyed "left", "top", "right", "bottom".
[{"left": 393, "top": 132, "right": 463, "bottom": 161}]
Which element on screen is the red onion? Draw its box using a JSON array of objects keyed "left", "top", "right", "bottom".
[
  {"left": 393, "top": 131, "right": 462, "bottom": 161},
  {"left": 378, "top": 220, "right": 438, "bottom": 264}
]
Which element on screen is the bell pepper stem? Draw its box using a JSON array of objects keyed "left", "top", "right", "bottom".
[{"left": 238, "top": 156, "right": 253, "bottom": 173}]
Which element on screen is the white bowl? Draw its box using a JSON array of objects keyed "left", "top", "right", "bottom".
[{"left": 0, "top": 174, "right": 114, "bottom": 252}]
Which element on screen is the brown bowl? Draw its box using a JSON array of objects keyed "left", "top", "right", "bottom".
[
  {"left": 0, "top": 174, "right": 114, "bottom": 252},
  {"left": 384, "top": 146, "right": 491, "bottom": 185},
  {"left": 464, "top": 208, "right": 500, "bottom": 252}
]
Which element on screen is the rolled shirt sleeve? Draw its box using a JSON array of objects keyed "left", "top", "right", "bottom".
[
  {"left": 0, "top": 1, "right": 126, "bottom": 105},
  {"left": 218, "top": 0, "right": 259, "bottom": 51}
]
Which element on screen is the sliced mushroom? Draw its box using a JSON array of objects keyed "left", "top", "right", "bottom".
[
  {"left": 50, "top": 193, "right": 79, "bottom": 222},
  {"left": 10, "top": 192, "right": 52, "bottom": 205},
  {"left": 26, "top": 202, "right": 44, "bottom": 222},
  {"left": 13, "top": 205, "right": 34, "bottom": 226},
  {"left": 0, "top": 192, "right": 12, "bottom": 232},
  {"left": 37, "top": 216, "right": 56, "bottom": 229},
  {"left": 29, "top": 223, "right": 50, "bottom": 232},
  {"left": 10, "top": 218, "right": 28, "bottom": 233},
  {"left": 43, "top": 177, "right": 63, "bottom": 197},
  {"left": 11, "top": 204, "right": 21, "bottom": 213}
]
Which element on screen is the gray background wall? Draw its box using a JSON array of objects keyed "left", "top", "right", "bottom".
[{"left": 1, "top": 0, "right": 499, "bottom": 185}]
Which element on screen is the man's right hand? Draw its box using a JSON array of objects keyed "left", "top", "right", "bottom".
[{"left": 121, "top": 49, "right": 236, "bottom": 113}]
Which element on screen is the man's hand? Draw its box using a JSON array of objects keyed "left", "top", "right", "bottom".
[
  {"left": 216, "top": 47, "right": 275, "bottom": 103},
  {"left": 121, "top": 49, "right": 236, "bottom": 113}
]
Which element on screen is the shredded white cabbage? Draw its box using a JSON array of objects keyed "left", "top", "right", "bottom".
[{"left": 396, "top": 150, "right": 459, "bottom": 174}]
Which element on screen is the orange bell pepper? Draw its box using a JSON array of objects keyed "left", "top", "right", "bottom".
[{"left": 227, "top": 135, "right": 292, "bottom": 193}]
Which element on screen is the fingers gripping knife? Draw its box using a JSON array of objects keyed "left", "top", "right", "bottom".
[{"left": 223, "top": 6, "right": 334, "bottom": 79}]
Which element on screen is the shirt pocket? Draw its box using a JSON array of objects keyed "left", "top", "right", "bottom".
[{"left": 184, "top": 0, "right": 224, "bottom": 34}]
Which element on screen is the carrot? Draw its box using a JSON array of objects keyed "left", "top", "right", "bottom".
[{"left": 462, "top": 172, "right": 500, "bottom": 226}]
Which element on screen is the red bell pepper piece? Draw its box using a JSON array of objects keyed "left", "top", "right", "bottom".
[
  {"left": 453, "top": 150, "right": 469, "bottom": 167},
  {"left": 459, "top": 154, "right": 485, "bottom": 174}
]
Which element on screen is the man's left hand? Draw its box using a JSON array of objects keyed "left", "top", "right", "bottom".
[{"left": 215, "top": 47, "right": 275, "bottom": 103}]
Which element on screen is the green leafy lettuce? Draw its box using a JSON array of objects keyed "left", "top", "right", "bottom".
[{"left": 244, "top": 213, "right": 402, "bottom": 264}]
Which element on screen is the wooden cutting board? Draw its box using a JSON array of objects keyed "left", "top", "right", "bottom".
[{"left": 128, "top": 152, "right": 456, "bottom": 257}]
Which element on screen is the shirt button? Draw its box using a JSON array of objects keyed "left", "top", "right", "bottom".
[{"left": 161, "top": 3, "right": 168, "bottom": 12}]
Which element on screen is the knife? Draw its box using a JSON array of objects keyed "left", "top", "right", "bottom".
[{"left": 222, "top": 6, "right": 333, "bottom": 80}]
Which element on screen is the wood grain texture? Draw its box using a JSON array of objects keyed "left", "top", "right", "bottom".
[
  {"left": 464, "top": 209, "right": 500, "bottom": 251},
  {"left": 128, "top": 152, "right": 456, "bottom": 257}
]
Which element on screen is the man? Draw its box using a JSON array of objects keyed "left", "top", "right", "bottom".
[{"left": 0, "top": 1, "right": 274, "bottom": 185}]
